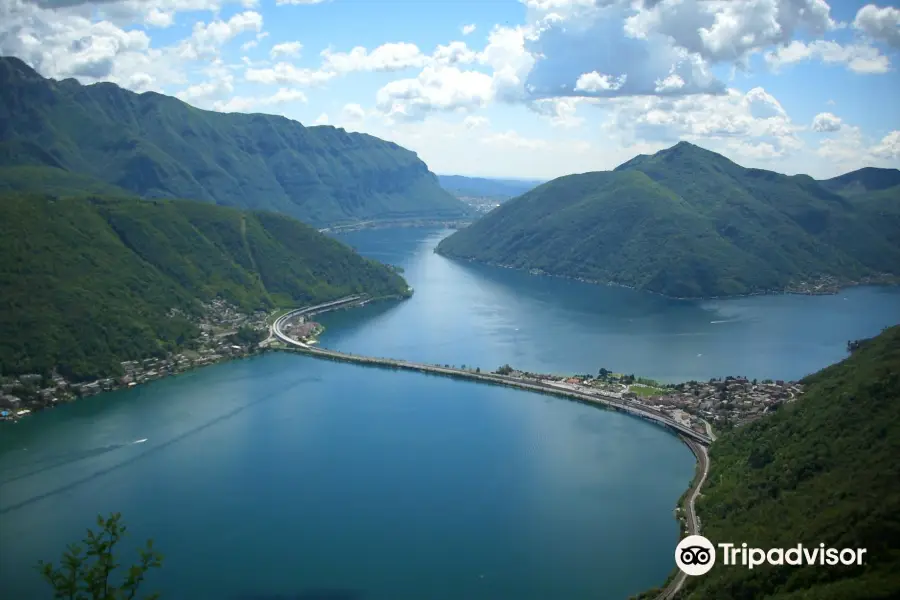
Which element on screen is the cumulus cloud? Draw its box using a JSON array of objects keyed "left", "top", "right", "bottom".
[
  {"left": 244, "top": 62, "right": 335, "bottom": 85},
  {"left": 180, "top": 11, "right": 263, "bottom": 59},
  {"left": 601, "top": 86, "right": 802, "bottom": 159},
  {"left": 463, "top": 115, "right": 489, "bottom": 128},
  {"left": 270, "top": 40, "right": 302, "bottom": 58},
  {"left": 342, "top": 103, "right": 366, "bottom": 121},
  {"left": 274, "top": 0, "right": 326, "bottom": 4},
  {"left": 375, "top": 65, "right": 493, "bottom": 122},
  {"left": 574, "top": 71, "right": 626, "bottom": 92},
  {"left": 321, "top": 42, "right": 428, "bottom": 73},
  {"left": 853, "top": 4, "right": 900, "bottom": 48},
  {"left": 314, "top": 112, "right": 329, "bottom": 125},
  {"left": 811, "top": 112, "right": 842, "bottom": 132},
  {"left": 462, "top": 23, "right": 476, "bottom": 35},
  {"left": 212, "top": 87, "right": 307, "bottom": 112},
  {"left": 765, "top": 40, "right": 890, "bottom": 74},
  {"left": 871, "top": 130, "right": 900, "bottom": 159}
]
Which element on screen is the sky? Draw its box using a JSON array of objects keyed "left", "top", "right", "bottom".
[{"left": 1, "top": 0, "right": 899, "bottom": 180}]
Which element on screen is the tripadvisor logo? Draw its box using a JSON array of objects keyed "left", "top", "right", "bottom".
[{"left": 675, "top": 535, "right": 867, "bottom": 576}]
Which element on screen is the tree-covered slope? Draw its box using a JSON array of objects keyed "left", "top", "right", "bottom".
[
  {"left": 0, "top": 190, "right": 409, "bottom": 380},
  {"left": 0, "top": 56, "right": 470, "bottom": 227},
  {"left": 683, "top": 325, "right": 900, "bottom": 600},
  {"left": 820, "top": 167, "right": 900, "bottom": 197},
  {"left": 437, "top": 142, "right": 900, "bottom": 298}
]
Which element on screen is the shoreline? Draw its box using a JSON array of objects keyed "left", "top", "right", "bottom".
[{"left": 433, "top": 251, "right": 899, "bottom": 301}]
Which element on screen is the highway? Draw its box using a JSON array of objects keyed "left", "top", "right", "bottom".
[{"left": 272, "top": 298, "right": 712, "bottom": 446}]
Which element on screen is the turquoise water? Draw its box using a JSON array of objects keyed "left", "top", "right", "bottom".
[{"left": 1, "top": 227, "right": 898, "bottom": 600}]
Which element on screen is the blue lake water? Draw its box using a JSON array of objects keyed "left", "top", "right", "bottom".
[{"left": 1, "top": 227, "right": 898, "bottom": 600}]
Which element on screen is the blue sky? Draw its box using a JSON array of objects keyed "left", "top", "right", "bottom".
[{"left": 2, "top": 0, "right": 899, "bottom": 179}]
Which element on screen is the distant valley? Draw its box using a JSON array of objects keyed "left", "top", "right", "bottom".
[
  {"left": 437, "top": 174, "right": 544, "bottom": 214},
  {"left": 438, "top": 142, "right": 900, "bottom": 299}
]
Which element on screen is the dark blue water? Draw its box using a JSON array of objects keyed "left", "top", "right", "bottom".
[
  {"left": 325, "top": 228, "right": 900, "bottom": 383},
  {"left": 1, "top": 227, "right": 897, "bottom": 600},
  {"left": 0, "top": 356, "right": 693, "bottom": 600}
]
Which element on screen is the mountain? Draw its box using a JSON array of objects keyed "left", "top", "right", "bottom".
[
  {"left": 437, "top": 175, "right": 543, "bottom": 200},
  {"left": 436, "top": 142, "right": 900, "bottom": 298},
  {"left": 0, "top": 189, "right": 409, "bottom": 381},
  {"left": 678, "top": 325, "right": 900, "bottom": 599},
  {"left": 820, "top": 167, "right": 900, "bottom": 197},
  {"left": 0, "top": 56, "right": 470, "bottom": 227}
]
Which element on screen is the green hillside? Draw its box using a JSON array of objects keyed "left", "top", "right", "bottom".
[
  {"left": 681, "top": 325, "right": 900, "bottom": 599},
  {"left": 0, "top": 56, "right": 470, "bottom": 227},
  {"left": 0, "top": 190, "right": 409, "bottom": 381},
  {"left": 820, "top": 167, "right": 900, "bottom": 197},
  {"left": 437, "top": 142, "right": 900, "bottom": 298}
]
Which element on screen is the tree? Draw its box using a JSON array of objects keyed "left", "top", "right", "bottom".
[
  {"left": 38, "top": 513, "right": 163, "bottom": 600},
  {"left": 475, "top": 367, "right": 481, "bottom": 373},
  {"left": 598, "top": 368, "right": 610, "bottom": 379}
]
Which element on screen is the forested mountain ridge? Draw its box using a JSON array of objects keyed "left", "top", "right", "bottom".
[
  {"left": 678, "top": 325, "right": 900, "bottom": 599},
  {"left": 437, "top": 142, "right": 900, "bottom": 298},
  {"left": 0, "top": 56, "right": 470, "bottom": 227},
  {"left": 0, "top": 191, "right": 409, "bottom": 381}
]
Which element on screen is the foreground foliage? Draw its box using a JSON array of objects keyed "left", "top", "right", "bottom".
[
  {"left": 0, "top": 56, "right": 469, "bottom": 227},
  {"left": 0, "top": 191, "right": 409, "bottom": 380},
  {"left": 39, "top": 513, "right": 163, "bottom": 600},
  {"left": 437, "top": 142, "right": 900, "bottom": 298},
  {"left": 683, "top": 325, "right": 900, "bottom": 599}
]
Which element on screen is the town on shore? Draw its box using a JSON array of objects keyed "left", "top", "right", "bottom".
[{"left": 0, "top": 296, "right": 823, "bottom": 429}]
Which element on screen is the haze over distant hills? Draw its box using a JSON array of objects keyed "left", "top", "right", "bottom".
[
  {"left": 0, "top": 56, "right": 470, "bottom": 227},
  {"left": 437, "top": 142, "right": 900, "bottom": 299},
  {"left": 437, "top": 175, "right": 544, "bottom": 200}
]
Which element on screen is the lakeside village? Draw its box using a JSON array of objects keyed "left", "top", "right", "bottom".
[
  {"left": 4, "top": 297, "right": 868, "bottom": 428},
  {"left": 490, "top": 364, "right": 805, "bottom": 436},
  {"left": 0, "top": 299, "right": 292, "bottom": 422}
]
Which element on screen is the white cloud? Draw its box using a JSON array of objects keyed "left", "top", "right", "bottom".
[
  {"left": 314, "top": 112, "right": 329, "bottom": 125},
  {"left": 270, "top": 41, "right": 302, "bottom": 58},
  {"left": 871, "top": 130, "right": 900, "bottom": 159},
  {"left": 816, "top": 126, "right": 900, "bottom": 174},
  {"left": 180, "top": 11, "right": 263, "bottom": 59},
  {"left": 624, "top": 0, "right": 836, "bottom": 64},
  {"left": 433, "top": 41, "right": 478, "bottom": 66},
  {"left": 375, "top": 65, "right": 494, "bottom": 122},
  {"left": 811, "top": 112, "right": 842, "bottom": 133},
  {"left": 462, "top": 23, "right": 476, "bottom": 36},
  {"left": 274, "top": 0, "right": 326, "bottom": 4},
  {"left": 482, "top": 130, "right": 548, "bottom": 151},
  {"left": 176, "top": 74, "right": 234, "bottom": 102},
  {"left": 853, "top": 4, "right": 900, "bottom": 48},
  {"left": 530, "top": 96, "right": 586, "bottom": 128},
  {"left": 478, "top": 25, "right": 536, "bottom": 102},
  {"left": 654, "top": 73, "right": 685, "bottom": 93},
  {"left": 321, "top": 42, "right": 428, "bottom": 73},
  {"left": 145, "top": 8, "right": 174, "bottom": 28},
  {"left": 463, "top": 115, "right": 489, "bottom": 129},
  {"left": 601, "top": 86, "right": 802, "bottom": 161},
  {"left": 765, "top": 40, "right": 891, "bottom": 74},
  {"left": 212, "top": 87, "right": 307, "bottom": 112},
  {"left": 245, "top": 62, "right": 336, "bottom": 85},
  {"left": 241, "top": 40, "right": 258, "bottom": 51},
  {"left": 574, "top": 71, "right": 626, "bottom": 92},
  {"left": 342, "top": 103, "right": 366, "bottom": 121}
]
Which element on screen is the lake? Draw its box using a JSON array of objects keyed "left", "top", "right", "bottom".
[{"left": 1, "top": 227, "right": 898, "bottom": 600}]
